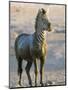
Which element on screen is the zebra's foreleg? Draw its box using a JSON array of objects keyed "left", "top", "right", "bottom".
[
  {"left": 40, "top": 57, "right": 45, "bottom": 86},
  {"left": 17, "top": 58, "right": 23, "bottom": 86},
  {"left": 34, "top": 59, "right": 38, "bottom": 86},
  {"left": 25, "top": 61, "right": 32, "bottom": 86}
]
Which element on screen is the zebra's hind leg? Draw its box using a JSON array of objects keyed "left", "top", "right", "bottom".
[
  {"left": 25, "top": 61, "right": 32, "bottom": 86},
  {"left": 17, "top": 57, "right": 23, "bottom": 86}
]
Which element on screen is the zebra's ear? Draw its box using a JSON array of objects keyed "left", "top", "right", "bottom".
[{"left": 40, "top": 8, "right": 46, "bottom": 14}]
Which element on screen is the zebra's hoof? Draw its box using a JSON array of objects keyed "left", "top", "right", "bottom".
[
  {"left": 18, "top": 81, "right": 22, "bottom": 86},
  {"left": 35, "top": 83, "right": 37, "bottom": 87},
  {"left": 29, "top": 83, "right": 32, "bottom": 87},
  {"left": 40, "top": 82, "right": 45, "bottom": 86}
]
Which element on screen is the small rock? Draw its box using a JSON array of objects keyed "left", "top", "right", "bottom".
[{"left": 45, "top": 80, "right": 56, "bottom": 86}]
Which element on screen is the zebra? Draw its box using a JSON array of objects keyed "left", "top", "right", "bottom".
[{"left": 15, "top": 8, "right": 52, "bottom": 86}]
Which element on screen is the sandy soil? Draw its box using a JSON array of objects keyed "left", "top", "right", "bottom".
[
  {"left": 9, "top": 70, "right": 65, "bottom": 88},
  {"left": 9, "top": 56, "right": 65, "bottom": 88}
]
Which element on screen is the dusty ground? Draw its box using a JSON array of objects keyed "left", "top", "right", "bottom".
[
  {"left": 9, "top": 69, "right": 65, "bottom": 88},
  {"left": 9, "top": 56, "right": 65, "bottom": 88}
]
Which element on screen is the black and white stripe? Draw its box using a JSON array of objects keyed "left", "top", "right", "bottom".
[{"left": 35, "top": 31, "right": 46, "bottom": 44}]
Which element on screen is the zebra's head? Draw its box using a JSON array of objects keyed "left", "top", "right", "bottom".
[{"left": 35, "top": 8, "right": 52, "bottom": 32}]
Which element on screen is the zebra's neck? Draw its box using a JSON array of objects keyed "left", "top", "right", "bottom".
[{"left": 34, "top": 31, "right": 46, "bottom": 44}]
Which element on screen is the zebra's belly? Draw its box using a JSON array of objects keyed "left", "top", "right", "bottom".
[
  {"left": 18, "top": 46, "right": 33, "bottom": 61},
  {"left": 17, "top": 35, "right": 33, "bottom": 61}
]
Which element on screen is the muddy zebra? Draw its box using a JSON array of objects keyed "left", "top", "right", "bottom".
[{"left": 15, "top": 8, "right": 52, "bottom": 86}]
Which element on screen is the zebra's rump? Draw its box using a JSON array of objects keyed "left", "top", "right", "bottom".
[{"left": 15, "top": 33, "right": 34, "bottom": 61}]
